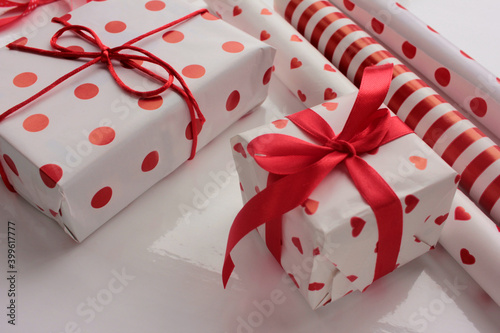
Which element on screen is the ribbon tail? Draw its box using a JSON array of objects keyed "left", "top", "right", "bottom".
[
  {"left": 222, "top": 153, "right": 345, "bottom": 287},
  {"left": 345, "top": 157, "right": 403, "bottom": 281}
]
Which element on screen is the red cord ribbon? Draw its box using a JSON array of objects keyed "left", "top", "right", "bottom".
[
  {"left": 0, "top": 9, "right": 206, "bottom": 192},
  {"left": 222, "top": 64, "right": 413, "bottom": 288},
  {"left": 0, "top": 0, "right": 60, "bottom": 28}
]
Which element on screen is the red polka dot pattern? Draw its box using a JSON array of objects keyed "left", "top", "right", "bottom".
[
  {"left": 371, "top": 18, "right": 384, "bottom": 34},
  {"left": 427, "top": 25, "right": 438, "bottom": 33},
  {"left": 402, "top": 41, "right": 416, "bottom": 59},
  {"left": 105, "top": 21, "right": 126, "bottom": 33},
  {"left": 13, "top": 72, "right": 37, "bottom": 88},
  {"left": 460, "top": 50, "right": 473, "bottom": 60},
  {"left": 201, "top": 12, "right": 219, "bottom": 20},
  {"left": 162, "top": 30, "right": 184, "bottom": 43},
  {"left": 226, "top": 90, "right": 240, "bottom": 111},
  {"left": 185, "top": 119, "right": 204, "bottom": 140},
  {"left": 3, "top": 154, "right": 19, "bottom": 176},
  {"left": 145, "top": 0, "right": 165, "bottom": 11},
  {"left": 89, "top": 127, "right": 115, "bottom": 146},
  {"left": 222, "top": 41, "right": 244, "bottom": 53},
  {"left": 182, "top": 64, "right": 206, "bottom": 79},
  {"left": 470, "top": 97, "right": 487, "bottom": 117},
  {"left": 343, "top": 0, "right": 355, "bottom": 11},
  {"left": 23, "top": 114, "right": 49, "bottom": 132},
  {"left": 138, "top": 96, "right": 163, "bottom": 110},
  {"left": 91, "top": 186, "right": 113, "bottom": 209},
  {"left": 67, "top": 45, "right": 84, "bottom": 52},
  {"left": 141, "top": 151, "right": 159, "bottom": 172},
  {"left": 435, "top": 67, "right": 451, "bottom": 87},
  {"left": 39, "top": 164, "right": 63, "bottom": 188},
  {"left": 74, "top": 83, "right": 99, "bottom": 100}
]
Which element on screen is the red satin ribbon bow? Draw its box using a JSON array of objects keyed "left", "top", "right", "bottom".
[
  {"left": 222, "top": 64, "right": 413, "bottom": 288},
  {"left": 0, "top": 0, "right": 59, "bottom": 27},
  {"left": 0, "top": 9, "right": 206, "bottom": 192}
]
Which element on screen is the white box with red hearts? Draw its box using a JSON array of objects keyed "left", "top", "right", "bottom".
[
  {"left": 0, "top": 0, "right": 275, "bottom": 242},
  {"left": 230, "top": 94, "right": 458, "bottom": 309}
]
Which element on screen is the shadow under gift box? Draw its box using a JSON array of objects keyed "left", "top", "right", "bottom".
[
  {"left": 231, "top": 93, "right": 458, "bottom": 309},
  {"left": 0, "top": 0, "right": 276, "bottom": 242}
]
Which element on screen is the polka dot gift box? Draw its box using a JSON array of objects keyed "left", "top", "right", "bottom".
[
  {"left": 223, "top": 65, "right": 459, "bottom": 309},
  {"left": 0, "top": 0, "right": 275, "bottom": 241}
]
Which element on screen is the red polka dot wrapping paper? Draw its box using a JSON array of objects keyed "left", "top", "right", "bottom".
[
  {"left": 230, "top": 94, "right": 458, "bottom": 309},
  {"left": 0, "top": 0, "right": 275, "bottom": 242},
  {"left": 274, "top": 0, "right": 500, "bottom": 223},
  {"left": 205, "top": 0, "right": 358, "bottom": 108}
]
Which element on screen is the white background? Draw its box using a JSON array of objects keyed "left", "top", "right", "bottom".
[{"left": 1, "top": 0, "right": 500, "bottom": 332}]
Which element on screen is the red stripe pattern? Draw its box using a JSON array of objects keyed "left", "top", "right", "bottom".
[{"left": 278, "top": 0, "right": 500, "bottom": 219}]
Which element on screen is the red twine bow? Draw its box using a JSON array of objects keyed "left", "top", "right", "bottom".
[
  {"left": 222, "top": 64, "right": 413, "bottom": 288},
  {"left": 0, "top": 0, "right": 60, "bottom": 28},
  {"left": 0, "top": 9, "right": 206, "bottom": 192}
]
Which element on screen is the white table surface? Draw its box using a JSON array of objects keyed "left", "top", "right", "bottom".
[{"left": 1, "top": 0, "right": 500, "bottom": 332}]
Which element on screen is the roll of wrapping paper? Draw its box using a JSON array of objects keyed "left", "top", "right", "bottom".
[
  {"left": 274, "top": 0, "right": 500, "bottom": 222},
  {"left": 330, "top": 0, "right": 500, "bottom": 142},
  {"left": 440, "top": 190, "right": 500, "bottom": 306},
  {"left": 206, "top": 0, "right": 357, "bottom": 108}
]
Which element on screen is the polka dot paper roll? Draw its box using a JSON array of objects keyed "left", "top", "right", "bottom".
[
  {"left": 205, "top": 0, "right": 358, "bottom": 108},
  {"left": 274, "top": 0, "right": 500, "bottom": 223},
  {"left": 330, "top": 0, "right": 500, "bottom": 142},
  {"left": 0, "top": 0, "right": 275, "bottom": 242},
  {"left": 231, "top": 93, "right": 458, "bottom": 309}
]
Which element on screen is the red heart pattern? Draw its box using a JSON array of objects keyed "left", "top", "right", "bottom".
[
  {"left": 404, "top": 195, "right": 419, "bottom": 214},
  {"left": 302, "top": 198, "right": 319, "bottom": 215},
  {"left": 288, "top": 273, "right": 299, "bottom": 288},
  {"left": 292, "top": 237, "right": 303, "bottom": 254},
  {"left": 272, "top": 119, "right": 288, "bottom": 129},
  {"left": 260, "top": 8, "right": 272, "bottom": 15},
  {"left": 260, "top": 30, "right": 270, "bottom": 41},
  {"left": 297, "top": 90, "right": 307, "bottom": 102},
  {"left": 322, "top": 102, "right": 338, "bottom": 111},
  {"left": 290, "top": 34, "right": 302, "bottom": 42},
  {"left": 460, "top": 248, "right": 476, "bottom": 265},
  {"left": 233, "top": 142, "right": 246, "bottom": 158},
  {"left": 324, "top": 88, "right": 337, "bottom": 100},
  {"left": 455, "top": 206, "right": 471, "bottom": 221},
  {"left": 233, "top": 6, "right": 242, "bottom": 16},
  {"left": 308, "top": 282, "right": 325, "bottom": 291},
  {"left": 409, "top": 156, "right": 427, "bottom": 170},
  {"left": 290, "top": 57, "right": 302, "bottom": 69},
  {"left": 350, "top": 217, "right": 365, "bottom": 237},
  {"left": 434, "top": 213, "right": 449, "bottom": 225},
  {"left": 324, "top": 64, "right": 336, "bottom": 72},
  {"left": 346, "top": 275, "right": 358, "bottom": 282}
]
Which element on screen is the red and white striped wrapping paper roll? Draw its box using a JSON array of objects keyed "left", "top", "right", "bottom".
[
  {"left": 330, "top": 0, "right": 500, "bottom": 142},
  {"left": 274, "top": 0, "right": 500, "bottom": 222}
]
